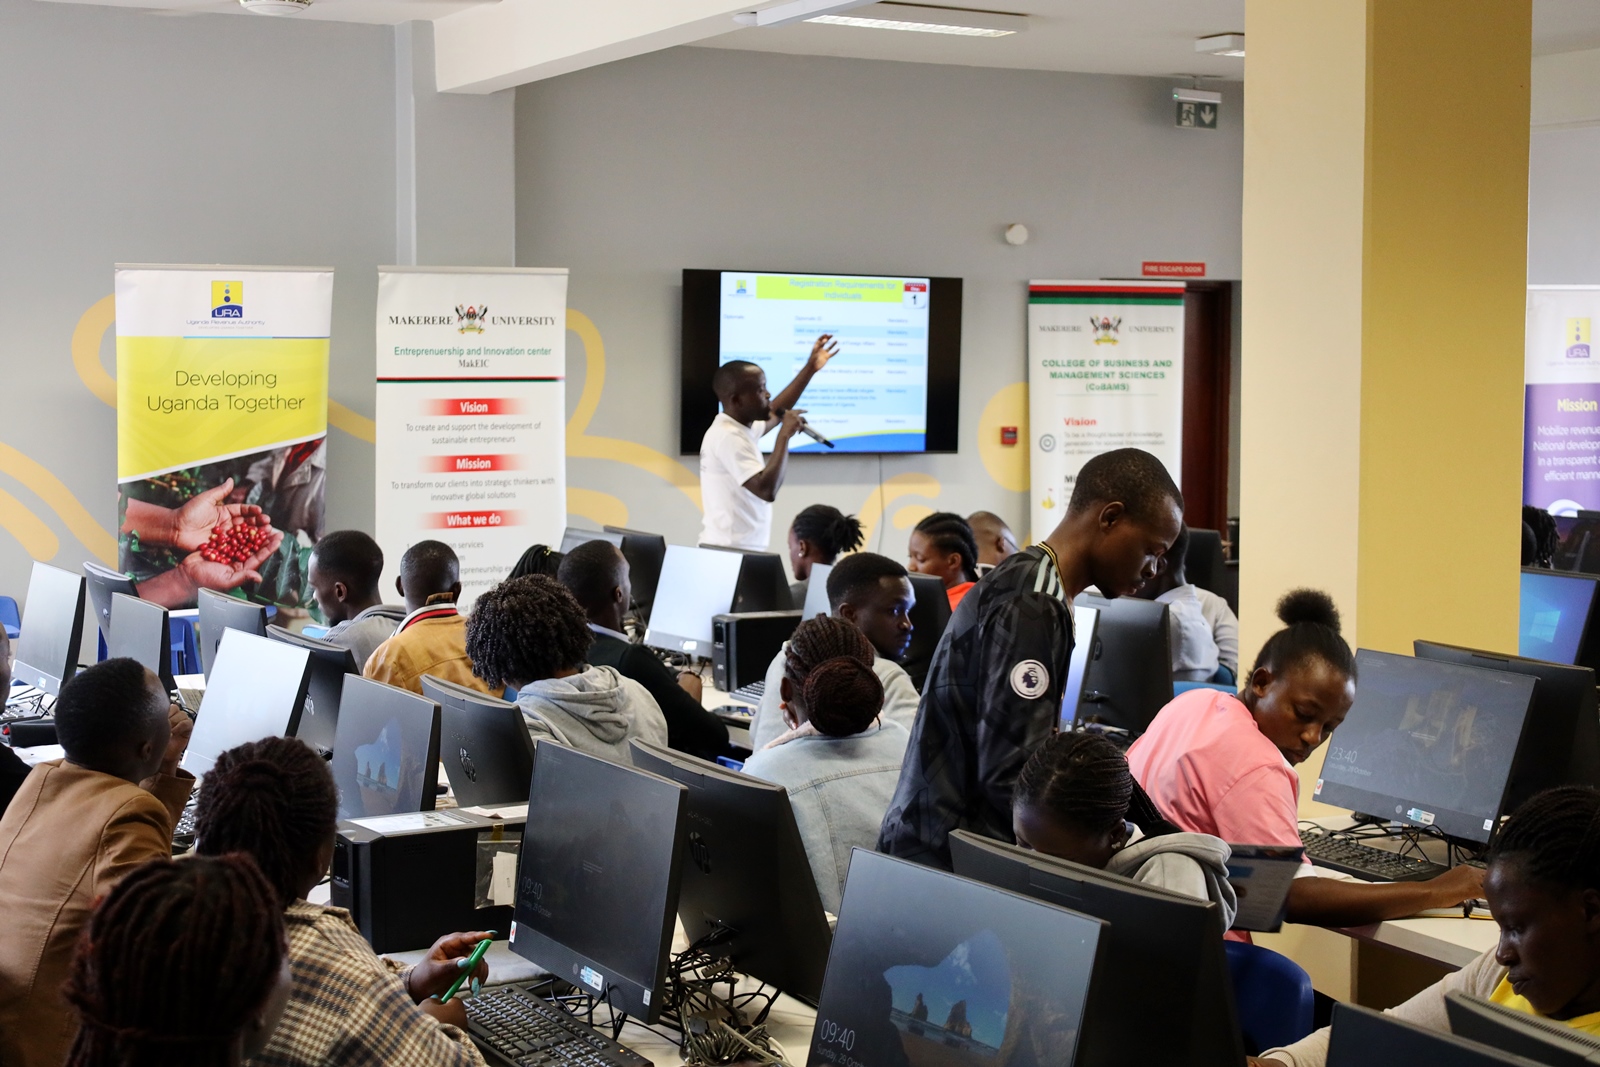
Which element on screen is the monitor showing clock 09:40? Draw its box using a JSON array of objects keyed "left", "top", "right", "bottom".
[{"left": 679, "top": 269, "right": 963, "bottom": 455}]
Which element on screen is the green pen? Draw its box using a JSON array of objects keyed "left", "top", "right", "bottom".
[{"left": 439, "top": 936, "right": 493, "bottom": 1004}]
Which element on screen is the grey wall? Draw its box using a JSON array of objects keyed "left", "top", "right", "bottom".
[
  {"left": 516, "top": 46, "right": 1245, "bottom": 554},
  {"left": 1530, "top": 125, "right": 1600, "bottom": 284}
]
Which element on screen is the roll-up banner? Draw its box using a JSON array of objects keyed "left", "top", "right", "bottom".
[
  {"left": 1525, "top": 286, "right": 1600, "bottom": 514},
  {"left": 1027, "top": 280, "right": 1185, "bottom": 543},
  {"left": 115, "top": 265, "right": 332, "bottom": 611},
  {"left": 375, "top": 268, "right": 568, "bottom": 607}
]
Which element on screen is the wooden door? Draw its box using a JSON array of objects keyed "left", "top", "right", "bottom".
[{"left": 1181, "top": 281, "right": 1233, "bottom": 531}]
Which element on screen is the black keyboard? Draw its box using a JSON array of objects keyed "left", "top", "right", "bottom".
[
  {"left": 729, "top": 680, "right": 764, "bottom": 705},
  {"left": 466, "top": 984, "right": 651, "bottom": 1067},
  {"left": 1299, "top": 828, "right": 1449, "bottom": 882}
]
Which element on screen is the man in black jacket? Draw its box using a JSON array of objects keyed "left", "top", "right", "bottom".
[{"left": 557, "top": 540, "right": 729, "bottom": 760}]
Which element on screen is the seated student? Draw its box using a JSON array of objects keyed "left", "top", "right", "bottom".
[
  {"left": 1258, "top": 786, "right": 1600, "bottom": 1066},
  {"left": 508, "top": 543, "right": 564, "bottom": 580},
  {"left": 364, "top": 540, "right": 492, "bottom": 695},
  {"left": 0, "top": 658, "right": 194, "bottom": 1067},
  {"left": 62, "top": 854, "right": 292, "bottom": 1067},
  {"left": 308, "top": 530, "right": 405, "bottom": 671},
  {"left": 1131, "top": 524, "right": 1240, "bottom": 682},
  {"left": 1011, "top": 731, "right": 1237, "bottom": 929},
  {"left": 194, "top": 737, "right": 491, "bottom": 1065},
  {"left": 908, "top": 511, "right": 982, "bottom": 610},
  {"left": 466, "top": 575, "right": 668, "bottom": 764},
  {"left": 558, "top": 540, "right": 729, "bottom": 760},
  {"left": 749, "top": 552, "right": 921, "bottom": 751},
  {"left": 967, "top": 510, "right": 1019, "bottom": 575},
  {"left": 1127, "top": 590, "right": 1483, "bottom": 940},
  {"left": 787, "top": 504, "right": 865, "bottom": 606},
  {"left": 742, "top": 616, "right": 911, "bottom": 914}
]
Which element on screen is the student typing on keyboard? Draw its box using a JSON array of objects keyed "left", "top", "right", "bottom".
[{"left": 1127, "top": 590, "right": 1484, "bottom": 940}]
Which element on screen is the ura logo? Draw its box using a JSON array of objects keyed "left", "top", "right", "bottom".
[{"left": 211, "top": 280, "right": 243, "bottom": 319}]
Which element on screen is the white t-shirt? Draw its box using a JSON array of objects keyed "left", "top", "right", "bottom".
[{"left": 699, "top": 412, "right": 771, "bottom": 551}]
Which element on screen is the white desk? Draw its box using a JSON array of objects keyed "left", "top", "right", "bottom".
[{"left": 701, "top": 682, "right": 756, "bottom": 750}]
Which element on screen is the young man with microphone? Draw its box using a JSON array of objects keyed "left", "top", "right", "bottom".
[{"left": 699, "top": 334, "right": 838, "bottom": 551}]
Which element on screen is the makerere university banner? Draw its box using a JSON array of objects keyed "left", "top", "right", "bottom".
[
  {"left": 1526, "top": 285, "right": 1600, "bottom": 515},
  {"left": 115, "top": 264, "right": 332, "bottom": 611},
  {"left": 1027, "top": 280, "right": 1185, "bottom": 543},
  {"left": 375, "top": 267, "right": 568, "bottom": 607}
]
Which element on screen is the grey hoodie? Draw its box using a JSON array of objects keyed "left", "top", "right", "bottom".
[
  {"left": 322, "top": 603, "right": 407, "bottom": 672},
  {"left": 1106, "top": 828, "right": 1238, "bottom": 932},
  {"left": 514, "top": 665, "right": 669, "bottom": 766}
]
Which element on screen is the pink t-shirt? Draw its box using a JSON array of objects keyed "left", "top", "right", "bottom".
[{"left": 1127, "top": 687, "right": 1302, "bottom": 851}]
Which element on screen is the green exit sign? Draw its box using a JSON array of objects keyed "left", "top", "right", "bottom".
[{"left": 1176, "top": 100, "right": 1218, "bottom": 130}]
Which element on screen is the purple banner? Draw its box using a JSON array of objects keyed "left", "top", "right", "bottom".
[{"left": 1526, "top": 382, "right": 1600, "bottom": 512}]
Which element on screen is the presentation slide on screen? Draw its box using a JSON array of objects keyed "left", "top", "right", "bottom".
[{"left": 719, "top": 271, "right": 930, "bottom": 452}]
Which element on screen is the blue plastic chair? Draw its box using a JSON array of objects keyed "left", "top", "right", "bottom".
[
  {"left": 1174, "top": 680, "right": 1236, "bottom": 696},
  {"left": 168, "top": 616, "right": 201, "bottom": 677},
  {"left": 1225, "top": 941, "right": 1316, "bottom": 1055},
  {"left": 0, "top": 596, "right": 18, "bottom": 640}
]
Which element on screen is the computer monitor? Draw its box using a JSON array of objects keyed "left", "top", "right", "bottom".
[
  {"left": 811, "top": 848, "right": 1105, "bottom": 1067},
  {"left": 1446, "top": 992, "right": 1600, "bottom": 1065},
  {"left": 706, "top": 547, "right": 795, "bottom": 613},
  {"left": 196, "top": 589, "right": 269, "bottom": 680},
  {"left": 330, "top": 675, "right": 442, "bottom": 820},
  {"left": 422, "top": 674, "right": 533, "bottom": 809},
  {"left": 604, "top": 526, "right": 669, "bottom": 625},
  {"left": 1061, "top": 604, "right": 1101, "bottom": 728},
  {"left": 107, "top": 592, "right": 175, "bottom": 692},
  {"left": 949, "top": 830, "right": 1243, "bottom": 1066},
  {"left": 1328, "top": 1003, "right": 1534, "bottom": 1067},
  {"left": 644, "top": 545, "right": 745, "bottom": 656},
  {"left": 1313, "top": 649, "right": 1538, "bottom": 845},
  {"left": 901, "top": 573, "right": 952, "bottom": 691},
  {"left": 182, "top": 629, "right": 312, "bottom": 778},
  {"left": 510, "top": 742, "right": 687, "bottom": 1023},
  {"left": 1520, "top": 569, "right": 1600, "bottom": 669},
  {"left": 82, "top": 562, "right": 136, "bottom": 646},
  {"left": 265, "top": 625, "right": 359, "bottom": 757},
  {"left": 559, "top": 526, "right": 623, "bottom": 555},
  {"left": 1414, "top": 641, "right": 1600, "bottom": 820},
  {"left": 1185, "top": 529, "right": 1228, "bottom": 599},
  {"left": 12, "top": 562, "right": 86, "bottom": 696},
  {"left": 629, "top": 740, "right": 832, "bottom": 1003},
  {"left": 800, "top": 562, "right": 833, "bottom": 621},
  {"left": 1072, "top": 594, "right": 1173, "bottom": 736}
]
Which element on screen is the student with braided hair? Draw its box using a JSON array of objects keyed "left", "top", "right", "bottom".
[
  {"left": 786, "top": 504, "right": 865, "bottom": 604},
  {"left": 193, "top": 736, "right": 491, "bottom": 1066},
  {"left": 63, "top": 854, "right": 292, "bottom": 1067},
  {"left": 1012, "top": 732, "right": 1237, "bottom": 929},
  {"left": 1260, "top": 786, "right": 1600, "bottom": 1065},
  {"left": 907, "top": 512, "right": 982, "bottom": 610},
  {"left": 467, "top": 575, "right": 667, "bottom": 766},
  {"left": 742, "top": 615, "right": 910, "bottom": 913}
]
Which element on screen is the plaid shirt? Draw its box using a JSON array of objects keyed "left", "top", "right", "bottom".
[
  {"left": 248, "top": 900, "right": 486, "bottom": 1067},
  {"left": 878, "top": 546, "right": 1075, "bottom": 869}
]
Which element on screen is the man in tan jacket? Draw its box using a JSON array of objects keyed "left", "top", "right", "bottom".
[
  {"left": 363, "top": 540, "right": 492, "bottom": 696},
  {"left": 0, "top": 657, "right": 194, "bottom": 1067}
]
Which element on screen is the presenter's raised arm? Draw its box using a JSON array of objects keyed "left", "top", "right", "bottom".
[
  {"left": 742, "top": 408, "right": 804, "bottom": 503},
  {"left": 764, "top": 334, "right": 838, "bottom": 433}
]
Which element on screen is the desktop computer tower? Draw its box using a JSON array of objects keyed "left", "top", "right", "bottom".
[
  {"left": 331, "top": 808, "right": 524, "bottom": 953},
  {"left": 711, "top": 611, "right": 802, "bottom": 692}
]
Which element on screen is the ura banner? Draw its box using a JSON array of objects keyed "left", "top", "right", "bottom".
[
  {"left": 1525, "top": 286, "right": 1600, "bottom": 515},
  {"left": 375, "top": 267, "right": 568, "bottom": 607},
  {"left": 115, "top": 265, "right": 332, "bottom": 610},
  {"left": 1027, "top": 281, "right": 1185, "bottom": 542}
]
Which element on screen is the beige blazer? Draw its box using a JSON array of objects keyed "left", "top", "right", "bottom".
[{"left": 0, "top": 760, "right": 192, "bottom": 1067}]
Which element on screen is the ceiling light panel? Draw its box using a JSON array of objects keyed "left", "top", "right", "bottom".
[
  {"left": 1195, "top": 33, "right": 1245, "bottom": 57},
  {"left": 805, "top": 3, "right": 1027, "bottom": 37}
]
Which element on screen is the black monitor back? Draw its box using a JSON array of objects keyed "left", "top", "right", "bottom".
[
  {"left": 197, "top": 589, "right": 268, "bottom": 679},
  {"left": 1073, "top": 594, "right": 1173, "bottom": 735},
  {"left": 605, "top": 526, "right": 668, "bottom": 625},
  {"left": 1414, "top": 641, "right": 1600, "bottom": 817},
  {"left": 108, "top": 592, "right": 175, "bottom": 692},
  {"left": 331, "top": 675, "right": 441, "bottom": 820},
  {"left": 13, "top": 562, "right": 86, "bottom": 696},
  {"left": 1446, "top": 992, "right": 1600, "bottom": 1065},
  {"left": 949, "top": 829, "right": 1242, "bottom": 1067},
  {"left": 423, "top": 674, "right": 533, "bottom": 809},
  {"left": 902, "top": 573, "right": 952, "bottom": 691},
  {"left": 629, "top": 740, "right": 832, "bottom": 1004},
  {"left": 707, "top": 548, "right": 794, "bottom": 613},
  {"left": 1185, "top": 529, "right": 1227, "bottom": 599},
  {"left": 266, "top": 625, "right": 359, "bottom": 757},
  {"left": 1329, "top": 1003, "right": 1538, "bottom": 1067},
  {"left": 82, "top": 562, "right": 136, "bottom": 644}
]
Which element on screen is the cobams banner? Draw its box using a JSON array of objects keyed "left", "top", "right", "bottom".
[
  {"left": 1026, "top": 281, "right": 1185, "bottom": 542},
  {"left": 375, "top": 268, "right": 568, "bottom": 607},
  {"left": 1525, "top": 286, "right": 1600, "bottom": 514},
  {"left": 114, "top": 265, "right": 332, "bottom": 610}
]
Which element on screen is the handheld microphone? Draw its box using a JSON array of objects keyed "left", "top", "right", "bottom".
[{"left": 774, "top": 410, "right": 836, "bottom": 449}]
